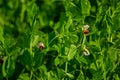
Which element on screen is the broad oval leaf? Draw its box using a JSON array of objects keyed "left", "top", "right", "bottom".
[{"left": 67, "top": 44, "right": 77, "bottom": 61}]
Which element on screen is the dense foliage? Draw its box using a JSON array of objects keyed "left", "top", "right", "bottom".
[{"left": 0, "top": 0, "right": 120, "bottom": 80}]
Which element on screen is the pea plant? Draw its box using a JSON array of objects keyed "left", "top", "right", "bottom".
[{"left": 0, "top": 0, "right": 120, "bottom": 80}]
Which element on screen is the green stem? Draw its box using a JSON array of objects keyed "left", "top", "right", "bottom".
[
  {"left": 48, "top": 34, "right": 60, "bottom": 45},
  {"left": 30, "top": 70, "right": 33, "bottom": 80},
  {"left": 30, "top": 36, "right": 34, "bottom": 57},
  {"left": 82, "top": 34, "right": 86, "bottom": 47},
  {"left": 65, "top": 62, "right": 68, "bottom": 73},
  {"left": 76, "top": 34, "right": 86, "bottom": 48},
  {"left": 64, "top": 61, "right": 68, "bottom": 80}
]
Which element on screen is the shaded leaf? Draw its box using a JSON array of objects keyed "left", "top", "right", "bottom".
[{"left": 18, "top": 50, "right": 32, "bottom": 70}]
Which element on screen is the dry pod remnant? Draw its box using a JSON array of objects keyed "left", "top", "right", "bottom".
[
  {"left": 38, "top": 42, "right": 45, "bottom": 50},
  {"left": 83, "top": 25, "right": 89, "bottom": 35},
  {"left": 82, "top": 45, "right": 90, "bottom": 56}
]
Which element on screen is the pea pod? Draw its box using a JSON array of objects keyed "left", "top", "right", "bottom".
[{"left": 2, "top": 56, "right": 15, "bottom": 77}]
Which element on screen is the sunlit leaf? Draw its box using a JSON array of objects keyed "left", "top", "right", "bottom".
[
  {"left": 67, "top": 44, "right": 77, "bottom": 61},
  {"left": 81, "top": 0, "right": 91, "bottom": 16}
]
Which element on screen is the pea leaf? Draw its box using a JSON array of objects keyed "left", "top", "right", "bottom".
[
  {"left": 81, "top": 0, "right": 91, "bottom": 16},
  {"left": 33, "top": 51, "right": 44, "bottom": 69},
  {"left": 18, "top": 73, "right": 30, "bottom": 80},
  {"left": 66, "top": 73, "right": 74, "bottom": 79},
  {"left": 67, "top": 44, "right": 77, "bottom": 61},
  {"left": 48, "top": 31, "right": 58, "bottom": 47},
  {"left": 18, "top": 50, "right": 33, "bottom": 70}
]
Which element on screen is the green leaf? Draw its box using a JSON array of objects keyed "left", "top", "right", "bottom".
[
  {"left": 23, "top": 33, "right": 31, "bottom": 48},
  {"left": 54, "top": 56, "right": 66, "bottom": 66},
  {"left": 39, "top": 65, "right": 48, "bottom": 79},
  {"left": 75, "top": 54, "right": 88, "bottom": 64},
  {"left": 18, "top": 50, "right": 33, "bottom": 70},
  {"left": 26, "top": 2, "right": 38, "bottom": 26},
  {"left": 32, "top": 35, "right": 39, "bottom": 47},
  {"left": 48, "top": 31, "right": 58, "bottom": 46},
  {"left": 65, "top": 16, "right": 72, "bottom": 33},
  {"left": 92, "top": 70, "right": 103, "bottom": 80},
  {"left": 47, "top": 71, "right": 58, "bottom": 80},
  {"left": 90, "top": 63, "right": 97, "bottom": 71},
  {"left": 107, "top": 48, "right": 117, "bottom": 63},
  {"left": 67, "top": 44, "right": 77, "bottom": 61},
  {"left": 18, "top": 73, "right": 30, "bottom": 80},
  {"left": 69, "top": 34, "right": 78, "bottom": 43},
  {"left": 81, "top": 0, "right": 91, "bottom": 16},
  {"left": 57, "top": 68, "right": 65, "bottom": 79},
  {"left": 66, "top": 73, "right": 74, "bottom": 79},
  {"left": 54, "top": 57, "right": 60, "bottom": 66},
  {"left": 33, "top": 51, "right": 44, "bottom": 69}
]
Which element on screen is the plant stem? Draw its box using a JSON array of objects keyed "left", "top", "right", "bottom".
[
  {"left": 64, "top": 61, "right": 68, "bottom": 80},
  {"left": 30, "top": 70, "right": 33, "bottom": 80},
  {"left": 65, "top": 62, "right": 68, "bottom": 73},
  {"left": 82, "top": 34, "right": 86, "bottom": 46}
]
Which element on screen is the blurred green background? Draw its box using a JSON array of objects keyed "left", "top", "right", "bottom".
[{"left": 0, "top": 0, "right": 120, "bottom": 80}]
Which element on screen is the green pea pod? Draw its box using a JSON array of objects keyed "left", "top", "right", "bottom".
[{"left": 2, "top": 56, "right": 15, "bottom": 77}]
